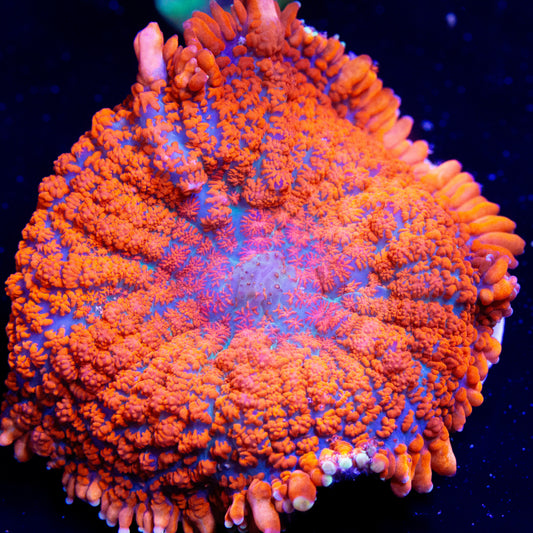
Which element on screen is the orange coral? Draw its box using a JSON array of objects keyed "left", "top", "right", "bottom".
[{"left": 0, "top": 1, "right": 524, "bottom": 532}]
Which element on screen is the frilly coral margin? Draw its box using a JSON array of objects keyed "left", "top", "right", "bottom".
[{"left": 0, "top": 0, "right": 525, "bottom": 532}]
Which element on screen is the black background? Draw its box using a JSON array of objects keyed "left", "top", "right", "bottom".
[{"left": 0, "top": 1, "right": 531, "bottom": 532}]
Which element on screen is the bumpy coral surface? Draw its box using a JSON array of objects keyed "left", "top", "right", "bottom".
[{"left": 0, "top": 1, "right": 525, "bottom": 532}]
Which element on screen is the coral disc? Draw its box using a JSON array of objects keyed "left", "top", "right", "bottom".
[{"left": 0, "top": 1, "right": 524, "bottom": 532}]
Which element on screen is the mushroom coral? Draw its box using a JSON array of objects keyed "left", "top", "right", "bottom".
[{"left": 0, "top": 1, "right": 524, "bottom": 532}]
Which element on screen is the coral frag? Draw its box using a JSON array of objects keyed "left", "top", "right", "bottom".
[{"left": 0, "top": 1, "right": 524, "bottom": 532}]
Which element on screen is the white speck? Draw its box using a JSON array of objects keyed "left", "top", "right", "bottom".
[{"left": 446, "top": 13, "right": 457, "bottom": 27}]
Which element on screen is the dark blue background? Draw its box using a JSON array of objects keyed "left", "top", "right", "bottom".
[{"left": 0, "top": 1, "right": 531, "bottom": 532}]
